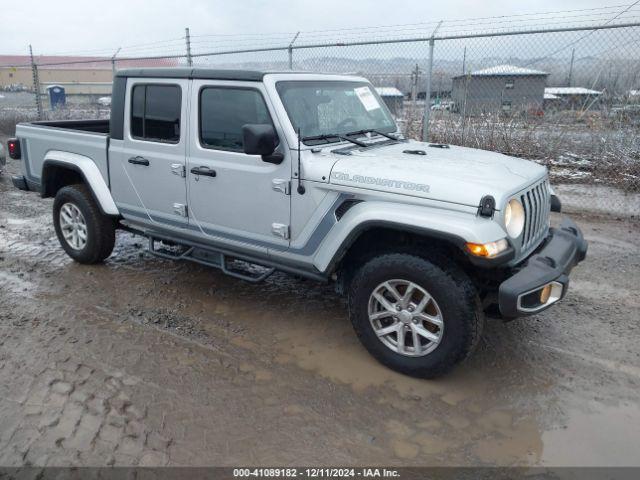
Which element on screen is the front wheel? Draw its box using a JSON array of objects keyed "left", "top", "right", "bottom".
[
  {"left": 348, "top": 253, "right": 483, "bottom": 378},
  {"left": 53, "top": 184, "right": 116, "bottom": 264}
]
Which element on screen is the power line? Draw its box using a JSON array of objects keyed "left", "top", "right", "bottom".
[
  {"left": 37, "top": 37, "right": 187, "bottom": 57},
  {"left": 524, "top": 0, "right": 640, "bottom": 66},
  {"left": 433, "top": 15, "right": 640, "bottom": 38},
  {"left": 5, "top": 18, "right": 640, "bottom": 69},
  {"left": 185, "top": 13, "right": 640, "bottom": 53},
  {"left": 187, "top": 9, "right": 640, "bottom": 52},
  {"left": 22, "top": 4, "right": 640, "bottom": 62},
  {"left": 189, "top": 4, "right": 635, "bottom": 40}
]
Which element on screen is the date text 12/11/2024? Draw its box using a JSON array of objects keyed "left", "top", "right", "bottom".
[{"left": 233, "top": 468, "right": 401, "bottom": 478}]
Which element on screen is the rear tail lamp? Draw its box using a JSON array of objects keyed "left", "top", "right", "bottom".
[{"left": 7, "top": 139, "right": 21, "bottom": 159}]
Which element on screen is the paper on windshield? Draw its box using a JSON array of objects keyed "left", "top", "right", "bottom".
[{"left": 354, "top": 86, "right": 381, "bottom": 111}]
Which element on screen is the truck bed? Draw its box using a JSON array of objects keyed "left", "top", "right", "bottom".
[
  {"left": 15, "top": 120, "right": 110, "bottom": 189},
  {"left": 30, "top": 119, "right": 110, "bottom": 134}
]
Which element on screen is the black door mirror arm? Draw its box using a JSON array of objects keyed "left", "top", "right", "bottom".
[{"left": 261, "top": 152, "right": 284, "bottom": 165}]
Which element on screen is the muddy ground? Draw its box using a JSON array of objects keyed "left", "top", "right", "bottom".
[{"left": 0, "top": 152, "right": 639, "bottom": 467}]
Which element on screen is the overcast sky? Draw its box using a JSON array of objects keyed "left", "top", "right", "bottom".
[{"left": 2, "top": 0, "right": 634, "bottom": 56}]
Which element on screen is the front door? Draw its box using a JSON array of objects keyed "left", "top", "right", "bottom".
[
  {"left": 111, "top": 78, "right": 189, "bottom": 227},
  {"left": 186, "top": 81, "right": 291, "bottom": 250}
]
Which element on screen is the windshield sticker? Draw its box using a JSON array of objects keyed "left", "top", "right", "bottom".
[{"left": 354, "top": 86, "right": 381, "bottom": 111}]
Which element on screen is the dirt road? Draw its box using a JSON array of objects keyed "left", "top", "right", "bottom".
[{"left": 1, "top": 153, "right": 639, "bottom": 467}]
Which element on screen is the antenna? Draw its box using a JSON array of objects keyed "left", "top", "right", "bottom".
[{"left": 296, "top": 128, "right": 305, "bottom": 195}]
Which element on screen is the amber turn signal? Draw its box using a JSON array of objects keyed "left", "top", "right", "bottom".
[
  {"left": 465, "top": 239, "right": 509, "bottom": 258},
  {"left": 540, "top": 284, "right": 552, "bottom": 304}
]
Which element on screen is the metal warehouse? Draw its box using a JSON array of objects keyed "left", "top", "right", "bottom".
[{"left": 451, "top": 65, "right": 548, "bottom": 114}]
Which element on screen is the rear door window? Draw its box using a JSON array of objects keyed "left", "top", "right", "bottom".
[{"left": 130, "top": 84, "right": 181, "bottom": 143}]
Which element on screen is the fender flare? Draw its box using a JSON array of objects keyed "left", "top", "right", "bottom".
[
  {"left": 313, "top": 201, "right": 509, "bottom": 273},
  {"left": 42, "top": 151, "right": 119, "bottom": 216}
]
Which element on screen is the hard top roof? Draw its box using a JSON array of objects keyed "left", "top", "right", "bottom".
[{"left": 115, "top": 67, "right": 352, "bottom": 81}]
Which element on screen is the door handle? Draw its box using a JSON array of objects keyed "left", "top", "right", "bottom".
[
  {"left": 190, "top": 166, "right": 216, "bottom": 177},
  {"left": 128, "top": 156, "right": 150, "bottom": 166}
]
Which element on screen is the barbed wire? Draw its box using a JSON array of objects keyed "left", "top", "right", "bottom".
[
  {"left": 187, "top": 8, "right": 640, "bottom": 51},
  {"left": 187, "top": 4, "right": 638, "bottom": 39},
  {"left": 185, "top": 16, "right": 640, "bottom": 53},
  {"left": 2, "top": 17, "right": 640, "bottom": 68},
  {"left": 22, "top": 4, "right": 640, "bottom": 61},
  {"left": 34, "top": 37, "right": 188, "bottom": 58}
]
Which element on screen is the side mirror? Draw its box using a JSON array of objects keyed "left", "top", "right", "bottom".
[{"left": 242, "top": 124, "right": 283, "bottom": 164}]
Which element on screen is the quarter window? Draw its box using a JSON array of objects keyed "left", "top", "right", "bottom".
[
  {"left": 200, "top": 87, "right": 273, "bottom": 151},
  {"left": 130, "top": 84, "right": 181, "bottom": 143}
]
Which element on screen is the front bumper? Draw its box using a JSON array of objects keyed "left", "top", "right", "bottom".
[{"left": 499, "top": 217, "right": 587, "bottom": 318}]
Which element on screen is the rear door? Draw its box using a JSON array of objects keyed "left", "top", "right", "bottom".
[
  {"left": 186, "top": 81, "right": 291, "bottom": 249},
  {"left": 110, "top": 78, "right": 189, "bottom": 227}
]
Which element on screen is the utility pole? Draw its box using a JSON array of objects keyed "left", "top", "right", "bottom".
[
  {"left": 288, "top": 31, "right": 300, "bottom": 70},
  {"left": 462, "top": 46, "right": 467, "bottom": 75},
  {"left": 567, "top": 48, "right": 575, "bottom": 87},
  {"left": 410, "top": 64, "right": 421, "bottom": 107},
  {"left": 461, "top": 74, "right": 469, "bottom": 145},
  {"left": 29, "top": 45, "right": 43, "bottom": 120},
  {"left": 111, "top": 47, "right": 121, "bottom": 79},
  {"left": 422, "top": 21, "right": 441, "bottom": 142},
  {"left": 185, "top": 27, "right": 193, "bottom": 67},
  {"left": 422, "top": 37, "right": 435, "bottom": 141}
]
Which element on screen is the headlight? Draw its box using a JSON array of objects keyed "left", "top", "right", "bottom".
[{"left": 504, "top": 199, "right": 525, "bottom": 238}]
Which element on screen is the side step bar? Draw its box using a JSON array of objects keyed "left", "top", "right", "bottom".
[{"left": 148, "top": 236, "right": 275, "bottom": 283}]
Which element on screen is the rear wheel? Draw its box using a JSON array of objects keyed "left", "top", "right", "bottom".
[
  {"left": 348, "top": 253, "right": 483, "bottom": 378},
  {"left": 53, "top": 184, "right": 115, "bottom": 264}
]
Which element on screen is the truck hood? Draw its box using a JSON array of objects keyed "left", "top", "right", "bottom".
[{"left": 327, "top": 140, "right": 547, "bottom": 208}]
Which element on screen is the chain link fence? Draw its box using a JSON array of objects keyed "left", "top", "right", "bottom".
[{"left": 1, "top": 16, "right": 639, "bottom": 216}]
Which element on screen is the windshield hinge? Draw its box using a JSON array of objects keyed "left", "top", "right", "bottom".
[{"left": 478, "top": 195, "right": 496, "bottom": 218}]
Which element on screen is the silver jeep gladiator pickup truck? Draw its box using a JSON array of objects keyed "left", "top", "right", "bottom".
[{"left": 8, "top": 68, "right": 587, "bottom": 378}]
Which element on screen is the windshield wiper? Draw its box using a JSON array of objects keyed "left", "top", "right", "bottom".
[
  {"left": 345, "top": 129, "right": 400, "bottom": 141},
  {"left": 301, "top": 133, "right": 368, "bottom": 148}
]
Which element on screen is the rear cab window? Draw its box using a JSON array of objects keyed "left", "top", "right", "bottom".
[{"left": 130, "top": 84, "right": 182, "bottom": 143}]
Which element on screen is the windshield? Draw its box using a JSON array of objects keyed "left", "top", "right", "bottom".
[{"left": 276, "top": 81, "right": 397, "bottom": 144}]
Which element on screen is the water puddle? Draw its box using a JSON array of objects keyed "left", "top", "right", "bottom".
[
  {"left": 0, "top": 270, "right": 37, "bottom": 297},
  {"left": 541, "top": 401, "right": 640, "bottom": 466}
]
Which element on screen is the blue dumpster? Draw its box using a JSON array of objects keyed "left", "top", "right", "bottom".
[{"left": 46, "top": 85, "right": 66, "bottom": 110}]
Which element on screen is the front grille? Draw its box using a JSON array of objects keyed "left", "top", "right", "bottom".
[{"left": 520, "top": 178, "right": 550, "bottom": 251}]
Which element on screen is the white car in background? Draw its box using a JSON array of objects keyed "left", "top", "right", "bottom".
[
  {"left": 97, "top": 96, "right": 111, "bottom": 107},
  {"left": 430, "top": 101, "right": 454, "bottom": 111}
]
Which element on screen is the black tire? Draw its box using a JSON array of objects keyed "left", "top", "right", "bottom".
[
  {"left": 348, "top": 253, "right": 483, "bottom": 378},
  {"left": 53, "top": 184, "right": 116, "bottom": 264}
]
